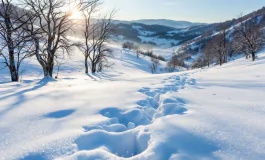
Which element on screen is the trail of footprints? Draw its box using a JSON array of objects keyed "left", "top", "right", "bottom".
[{"left": 73, "top": 74, "right": 197, "bottom": 158}]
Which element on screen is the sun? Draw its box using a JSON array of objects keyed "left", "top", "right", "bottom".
[{"left": 69, "top": 8, "right": 83, "bottom": 19}]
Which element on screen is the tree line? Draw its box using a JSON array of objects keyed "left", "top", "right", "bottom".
[
  {"left": 191, "top": 14, "right": 265, "bottom": 69},
  {"left": 0, "top": 0, "right": 114, "bottom": 82}
]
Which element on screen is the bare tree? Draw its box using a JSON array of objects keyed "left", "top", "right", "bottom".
[
  {"left": 150, "top": 57, "right": 159, "bottom": 74},
  {"left": 81, "top": 1, "right": 97, "bottom": 73},
  {"left": 191, "top": 56, "right": 204, "bottom": 69},
  {"left": 81, "top": 6, "right": 115, "bottom": 74},
  {"left": 200, "top": 22, "right": 229, "bottom": 66},
  {"left": 134, "top": 45, "right": 140, "bottom": 58},
  {"left": 233, "top": 15, "right": 265, "bottom": 61},
  {"left": 96, "top": 47, "right": 113, "bottom": 72},
  {"left": 0, "top": 0, "right": 35, "bottom": 81},
  {"left": 136, "top": 49, "right": 141, "bottom": 58},
  {"left": 201, "top": 42, "right": 215, "bottom": 67},
  {"left": 167, "top": 55, "right": 182, "bottom": 72},
  {"left": 205, "top": 35, "right": 226, "bottom": 66},
  {"left": 219, "top": 22, "right": 229, "bottom": 63},
  {"left": 23, "top": 0, "right": 95, "bottom": 78},
  {"left": 122, "top": 41, "right": 135, "bottom": 50}
]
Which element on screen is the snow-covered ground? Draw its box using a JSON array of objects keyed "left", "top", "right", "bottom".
[
  {"left": 132, "top": 25, "right": 155, "bottom": 36},
  {"left": 152, "top": 46, "right": 181, "bottom": 61},
  {"left": 138, "top": 36, "right": 179, "bottom": 48},
  {"left": 0, "top": 44, "right": 265, "bottom": 160}
]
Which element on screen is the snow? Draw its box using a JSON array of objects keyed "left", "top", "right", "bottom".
[
  {"left": 132, "top": 25, "right": 155, "bottom": 36},
  {"left": 185, "top": 53, "right": 202, "bottom": 66},
  {"left": 130, "top": 25, "right": 181, "bottom": 48},
  {"left": 166, "top": 30, "right": 183, "bottom": 36},
  {"left": 152, "top": 45, "right": 181, "bottom": 61},
  {"left": 1, "top": 44, "right": 265, "bottom": 160},
  {"left": 138, "top": 36, "right": 179, "bottom": 48}
]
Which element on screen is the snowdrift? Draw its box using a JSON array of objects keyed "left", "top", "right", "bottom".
[{"left": 0, "top": 45, "right": 265, "bottom": 160}]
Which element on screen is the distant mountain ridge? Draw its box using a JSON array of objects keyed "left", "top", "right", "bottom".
[
  {"left": 110, "top": 22, "right": 214, "bottom": 48},
  {"left": 109, "top": 19, "right": 211, "bottom": 48},
  {"left": 132, "top": 19, "right": 207, "bottom": 28},
  {"left": 113, "top": 19, "right": 207, "bottom": 29}
]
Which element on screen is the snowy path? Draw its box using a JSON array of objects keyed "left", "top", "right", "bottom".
[
  {"left": 0, "top": 69, "right": 201, "bottom": 160},
  {"left": 60, "top": 73, "right": 198, "bottom": 160}
]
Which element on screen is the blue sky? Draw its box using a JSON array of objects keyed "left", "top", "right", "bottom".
[{"left": 102, "top": 0, "right": 265, "bottom": 23}]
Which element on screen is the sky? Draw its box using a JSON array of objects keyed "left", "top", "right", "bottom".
[{"left": 102, "top": 0, "right": 265, "bottom": 23}]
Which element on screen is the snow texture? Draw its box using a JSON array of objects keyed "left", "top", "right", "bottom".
[{"left": 0, "top": 44, "right": 265, "bottom": 160}]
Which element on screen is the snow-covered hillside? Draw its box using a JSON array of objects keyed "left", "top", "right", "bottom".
[
  {"left": 176, "top": 7, "right": 265, "bottom": 67},
  {"left": 0, "top": 44, "right": 265, "bottom": 160},
  {"left": 110, "top": 22, "right": 214, "bottom": 48}
]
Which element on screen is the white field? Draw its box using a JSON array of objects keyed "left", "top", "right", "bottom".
[{"left": 0, "top": 44, "right": 265, "bottom": 160}]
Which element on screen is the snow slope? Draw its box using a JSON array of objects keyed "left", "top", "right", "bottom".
[
  {"left": 0, "top": 45, "right": 265, "bottom": 160},
  {"left": 152, "top": 46, "right": 181, "bottom": 61},
  {"left": 138, "top": 36, "right": 179, "bottom": 48}
]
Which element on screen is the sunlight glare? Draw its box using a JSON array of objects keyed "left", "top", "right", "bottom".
[{"left": 69, "top": 8, "right": 83, "bottom": 19}]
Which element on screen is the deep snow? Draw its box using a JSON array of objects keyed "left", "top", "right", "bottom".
[{"left": 0, "top": 45, "right": 265, "bottom": 160}]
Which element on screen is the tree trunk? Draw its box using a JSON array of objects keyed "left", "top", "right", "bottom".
[
  {"left": 46, "top": 50, "right": 54, "bottom": 78},
  {"left": 9, "top": 64, "right": 18, "bottom": 81},
  {"left": 92, "top": 66, "right": 96, "bottom": 73},
  {"left": 219, "top": 58, "right": 222, "bottom": 66},
  {"left": 251, "top": 51, "right": 255, "bottom": 61},
  {"left": 43, "top": 67, "right": 48, "bottom": 77},
  {"left": 85, "top": 56, "right": 88, "bottom": 74},
  {"left": 8, "top": 52, "right": 18, "bottom": 81},
  {"left": 91, "top": 61, "right": 96, "bottom": 73},
  {"left": 43, "top": 65, "right": 53, "bottom": 78},
  {"left": 48, "top": 64, "right": 53, "bottom": 78},
  {"left": 6, "top": 16, "right": 18, "bottom": 81},
  {"left": 33, "top": 36, "right": 47, "bottom": 78}
]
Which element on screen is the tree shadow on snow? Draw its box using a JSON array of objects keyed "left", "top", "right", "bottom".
[
  {"left": 86, "top": 73, "right": 98, "bottom": 81},
  {"left": 44, "top": 109, "right": 76, "bottom": 119},
  {"left": 86, "top": 72, "right": 135, "bottom": 82},
  {"left": 0, "top": 79, "right": 51, "bottom": 117}
]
